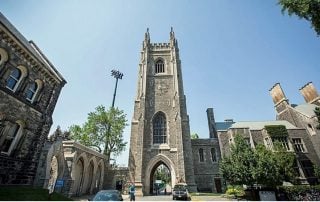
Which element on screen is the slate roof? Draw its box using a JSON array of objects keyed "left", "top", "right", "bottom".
[
  {"left": 293, "top": 103, "right": 317, "bottom": 118},
  {"left": 230, "top": 120, "right": 298, "bottom": 130},
  {"left": 215, "top": 121, "right": 235, "bottom": 131}
]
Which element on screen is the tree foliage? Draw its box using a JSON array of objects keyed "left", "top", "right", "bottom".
[
  {"left": 191, "top": 133, "right": 199, "bottom": 139},
  {"left": 220, "top": 134, "right": 297, "bottom": 187},
  {"left": 69, "top": 105, "right": 127, "bottom": 163},
  {"left": 154, "top": 165, "right": 171, "bottom": 184},
  {"left": 220, "top": 135, "right": 255, "bottom": 186},
  {"left": 278, "top": 0, "right": 320, "bottom": 36}
]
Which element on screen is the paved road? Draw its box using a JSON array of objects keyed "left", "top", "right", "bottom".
[
  {"left": 124, "top": 194, "right": 172, "bottom": 201},
  {"left": 73, "top": 194, "right": 230, "bottom": 201}
]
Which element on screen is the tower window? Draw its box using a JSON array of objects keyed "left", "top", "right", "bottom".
[
  {"left": 155, "top": 59, "right": 165, "bottom": 74},
  {"left": 153, "top": 112, "right": 167, "bottom": 144},
  {"left": 199, "top": 148, "right": 204, "bottom": 162}
]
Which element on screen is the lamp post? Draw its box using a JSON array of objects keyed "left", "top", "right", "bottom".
[{"left": 111, "top": 69, "right": 123, "bottom": 108}]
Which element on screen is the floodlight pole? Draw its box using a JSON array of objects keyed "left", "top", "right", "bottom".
[{"left": 111, "top": 69, "right": 123, "bottom": 108}]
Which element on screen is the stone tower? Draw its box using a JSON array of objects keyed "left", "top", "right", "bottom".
[{"left": 128, "top": 28, "right": 196, "bottom": 195}]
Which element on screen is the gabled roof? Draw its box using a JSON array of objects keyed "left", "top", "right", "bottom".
[
  {"left": 230, "top": 120, "right": 298, "bottom": 130},
  {"left": 293, "top": 103, "right": 317, "bottom": 118}
]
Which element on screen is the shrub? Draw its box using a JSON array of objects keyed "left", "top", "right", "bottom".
[
  {"left": 279, "top": 185, "right": 320, "bottom": 201},
  {"left": 225, "top": 185, "right": 245, "bottom": 197}
]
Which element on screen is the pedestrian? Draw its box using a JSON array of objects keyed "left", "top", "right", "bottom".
[{"left": 129, "top": 183, "right": 135, "bottom": 201}]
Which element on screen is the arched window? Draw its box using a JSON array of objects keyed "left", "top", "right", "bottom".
[
  {"left": 199, "top": 148, "right": 204, "bottom": 162},
  {"left": 6, "top": 68, "right": 21, "bottom": 91},
  {"left": 155, "top": 59, "right": 165, "bottom": 74},
  {"left": 0, "top": 48, "right": 8, "bottom": 65},
  {"left": 0, "top": 121, "right": 23, "bottom": 155},
  {"left": 26, "top": 82, "right": 38, "bottom": 102},
  {"left": 211, "top": 148, "right": 217, "bottom": 162},
  {"left": 153, "top": 112, "right": 167, "bottom": 144}
]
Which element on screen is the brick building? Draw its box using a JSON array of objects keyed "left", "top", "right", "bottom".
[{"left": 0, "top": 12, "right": 66, "bottom": 185}]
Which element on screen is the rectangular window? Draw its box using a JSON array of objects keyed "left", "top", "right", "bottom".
[
  {"left": 264, "top": 137, "right": 272, "bottom": 149},
  {"left": 292, "top": 138, "right": 305, "bottom": 153},
  {"left": 300, "top": 160, "right": 314, "bottom": 177},
  {"left": 199, "top": 148, "right": 204, "bottom": 162},
  {"left": 272, "top": 137, "right": 290, "bottom": 151},
  {"left": 211, "top": 148, "right": 217, "bottom": 162}
]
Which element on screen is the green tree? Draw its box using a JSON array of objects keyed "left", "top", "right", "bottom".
[
  {"left": 252, "top": 144, "right": 280, "bottom": 187},
  {"left": 69, "top": 105, "right": 127, "bottom": 164},
  {"left": 191, "top": 133, "right": 199, "bottom": 139},
  {"left": 220, "top": 134, "right": 297, "bottom": 187},
  {"left": 272, "top": 141, "right": 297, "bottom": 183},
  {"left": 278, "top": 0, "right": 320, "bottom": 36},
  {"left": 313, "top": 165, "right": 320, "bottom": 178},
  {"left": 155, "top": 165, "right": 171, "bottom": 184},
  {"left": 220, "top": 134, "right": 255, "bottom": 186}
]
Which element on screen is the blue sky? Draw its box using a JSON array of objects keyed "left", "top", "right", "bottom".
[{"left": 1, "top": 0, "right": 319, "bottom": 166}]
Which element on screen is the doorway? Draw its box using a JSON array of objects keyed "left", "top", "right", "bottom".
[{"left": 149, "top": 161, "right": 171, "bottom": 195}]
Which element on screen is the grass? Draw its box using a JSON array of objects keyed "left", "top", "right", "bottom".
[{"left": 0, "top": 186, "right": 72, "bottom": 201}]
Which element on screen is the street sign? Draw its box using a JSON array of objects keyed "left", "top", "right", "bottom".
[{"left": 55, "top": 179, "right": 64, "bottom": 188}]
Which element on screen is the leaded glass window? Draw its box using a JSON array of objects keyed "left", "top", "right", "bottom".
[{"left": 153, "top": 112, "right": 167, "bottom": 144}]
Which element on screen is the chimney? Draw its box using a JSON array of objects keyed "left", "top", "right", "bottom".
[
  {"left": 299, "top": 82, "right": 320, "bottom": 105},
  {"left": 269, "top": 83, "right": 289, "bottom": 105},
  {"left": 206, "top": 108, "right": 218, "bottom": 138},
  {"left": 269, "top": 83, "right": 290, "bottom": 114}
]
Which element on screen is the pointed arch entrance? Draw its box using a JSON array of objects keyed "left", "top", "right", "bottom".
[{"left": 145, "top": 154, "right": 176, "bottom": 195}]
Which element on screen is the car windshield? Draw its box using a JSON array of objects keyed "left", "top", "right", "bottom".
[
  {"left": 92, "top": 192, "right": 119, "bottom": 201},
  {"left": 173, "top": 185, "right": 187, "bottom": 191}
]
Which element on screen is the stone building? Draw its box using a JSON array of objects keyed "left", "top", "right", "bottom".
[
  {"left": 34, "top": 129, "right": 106, "bottom": 197},
  {"left": 128, "top": 28, "right": 320, "bottom": 195},
  {"left": 0, "top": 12, "right": 66, "bottom": 185},
  {"left": 128, "top": 29, "right": 225, "bottom": 195},
  {"left": 128, "top": 28, "right": 197, "bottom": 195},
  {"left": 191, "top": 108, "right": 224, "bottom": 193},
  {"left": 217, "top": 82, "right": 320, "bottom": 185}
]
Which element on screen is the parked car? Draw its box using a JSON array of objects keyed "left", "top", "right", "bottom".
[
  {"left": 91, "top": 190, "right": 123, "bottom": 201},
  {"left": 172, "top": 183, "right": 191, "bottom": 200}
]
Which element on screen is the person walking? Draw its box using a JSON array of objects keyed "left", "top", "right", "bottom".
[{"left": 129, "top": 183, "right": 135, "bottom": 201}]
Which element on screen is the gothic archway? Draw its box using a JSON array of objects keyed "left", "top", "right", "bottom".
[
  {"left": 43, "top": 141, "right": 65, "bottom": 192},
  {"left": 144, "top": 154, "right": 176, "bottom": 195},
  {"left": 48, "top": 156, "right": 58, "bottom": 193},
  {"left": 74, "top": 157, "right": 85, "bottom": 196},
  {"left": 86, "top": 160, "right": 94, "bottom": 194},
  {"left": 149, "top": 162, "right": 171, "bottom": 195},
  {"left": 94, "top": 163, "right": 103, "bottom": 192}
]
